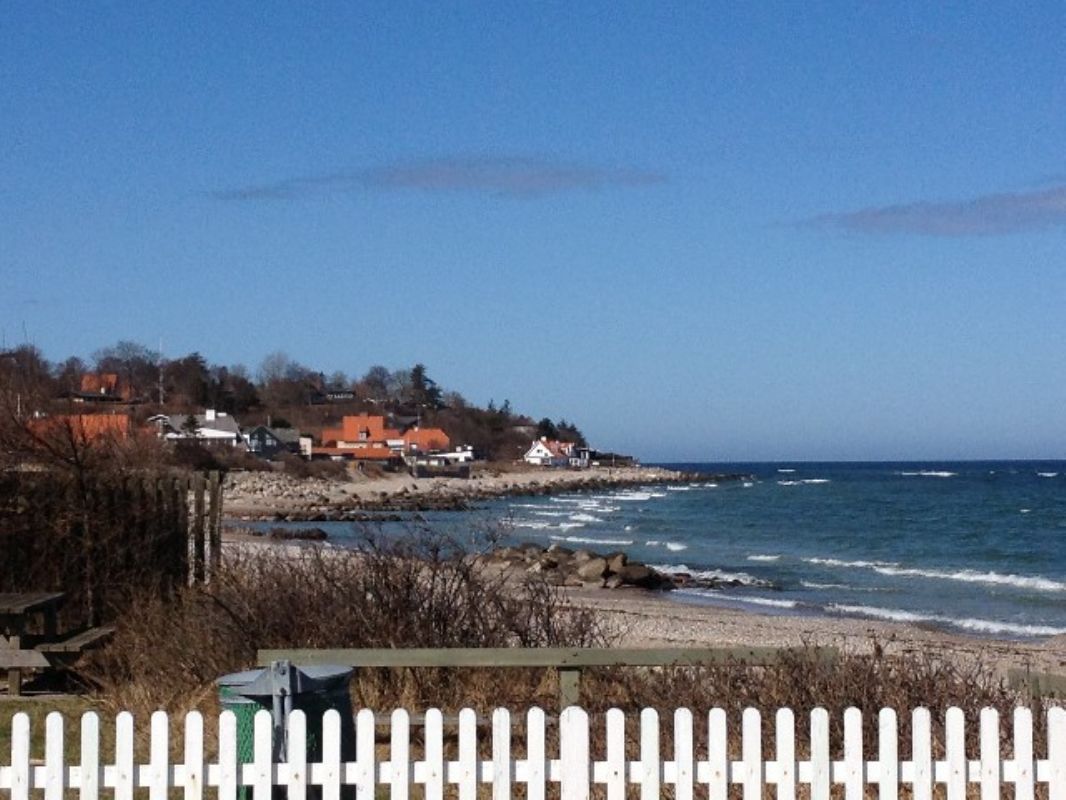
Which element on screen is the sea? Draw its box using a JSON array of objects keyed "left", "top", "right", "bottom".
[{"left": 268, "top": 461, "right": 1066, "bottom": 641}]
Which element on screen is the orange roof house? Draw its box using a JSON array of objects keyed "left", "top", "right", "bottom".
[
  {"left": 321, "top": 413, "right": 401, "bottom": 446},
  {"left": 402, "top": 427, "right": 450, "bottom": 452},
  {"left": 78, "top": 373, "right": 133, "bottom": 400},
  {"left": 314, "top": 413, "right": 451, "bottom": 461},
  {"left": 29, "top": 414, "right": 132, "bottom": 446}
]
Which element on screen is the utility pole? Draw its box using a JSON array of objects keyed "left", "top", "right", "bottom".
[{"left": 157, "top": 338, "right": 165, "bottom": 407}]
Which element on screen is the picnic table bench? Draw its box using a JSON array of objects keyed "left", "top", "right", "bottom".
[{"left": 0, "top": 592, "right": 114, "bottom": 695}]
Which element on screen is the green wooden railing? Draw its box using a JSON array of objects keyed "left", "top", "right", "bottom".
[{"left": 258, "top": 646, "right": 840, "bottom": 709}]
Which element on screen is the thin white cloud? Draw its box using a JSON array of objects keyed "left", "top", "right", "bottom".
[
  {"left": 212, "top": 156, "right": 666, "bottom": 200},
  {"left": 811, "top": 184, "right": 1066, "bottom": 237}
]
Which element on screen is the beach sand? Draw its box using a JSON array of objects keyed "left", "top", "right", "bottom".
[{"left": 564, "top": 586, "right": 1066, "bottom": 679}]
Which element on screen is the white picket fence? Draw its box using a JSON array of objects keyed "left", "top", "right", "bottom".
[{"left": 2, "top": 706, "right": 1065, "bottom": 799}]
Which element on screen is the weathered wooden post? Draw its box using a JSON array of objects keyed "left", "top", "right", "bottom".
[
  {"left": 192, "top": 472, "right": 206, "bottom": 584},
  {"left": 207, "top": 470, "right": 223, "bottom": 577}
]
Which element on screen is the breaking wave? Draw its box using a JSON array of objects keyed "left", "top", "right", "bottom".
[
  {"left": 872, "top": 565, "right": 1066, "bottom": 592},
  {"left": 652, "top": 564, "right": 773, "bottom": 587},
  {"left": 827, "top": 604, "right": 1066, "bottom": 637},
  {"left": 549, "top": 535, "right": 634, "bottom": 547}
]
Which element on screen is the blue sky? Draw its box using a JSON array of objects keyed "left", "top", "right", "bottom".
[{"left": 3, "top": 2, "right": 1065, "bottom": 461}]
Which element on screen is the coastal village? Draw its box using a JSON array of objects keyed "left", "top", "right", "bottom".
[{"left": 10, "top": 357, "right": 635, "bottom": 477}]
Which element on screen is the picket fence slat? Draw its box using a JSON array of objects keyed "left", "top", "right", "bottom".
[
  {"left": 1050, "top": 706, "right": 1066, "bottom": 800},
  {"left": 3, "top": 704, "right": 1065, "bottom": 799}
]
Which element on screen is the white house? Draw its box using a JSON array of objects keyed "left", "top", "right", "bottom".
[
  {"left": 149, "top": 409, "right": 245, "bottom": 447},
  {"left": 523, "top": 438, "right": 573, "bottom": 467}
]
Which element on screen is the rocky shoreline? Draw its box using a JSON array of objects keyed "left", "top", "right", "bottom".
[
  {"left": 224, "top": 465, "right": 750, "bottom": 521},
  {"left": 475, "top": 542, "right": 758, "bottom": 592}
]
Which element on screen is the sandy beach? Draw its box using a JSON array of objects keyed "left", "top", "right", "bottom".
[{"left": 564, "top": 587, "right": 1066, "bottom": 680}]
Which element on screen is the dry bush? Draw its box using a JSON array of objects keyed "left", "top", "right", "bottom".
[
  {"left": 573, "top": 646, "right": 1033, "bottom": 759},
  {"left": 280, "top": 453, "right": 348, "bottom": 480},
  {"left": 83, "top": 532, "right": 606, "bottom": 717}
]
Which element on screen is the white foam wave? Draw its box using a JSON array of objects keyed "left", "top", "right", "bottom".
[
  {"left": 679, "top": 589, "right": 798, "bottom": 609},
  {"left": 510, "top": 520, "right": 553, "bottom": 530},
  {"left": 653, "top": 564, "right": 770, "bottom": 587},
  {"left": 615, "top": 492, "right": 652, "bottom": 501},
  {"left": 873, "top": 565, "right": 1066, "bottom": 592},
  {"left": 703, "top": 483, "right": 718, "bottom": 488},
  {"left": 778, "top": 478, "right": 829, "bottom": 486},
  {"left": 728, "top": 595, "right": 798, "bottom": 609},
  {"left": 531, "top": 510, "right": 569, "bottom": 518},
  {"left": 777, "top": 468, "right": 796, "bottom": 473},
  {"left": 550, "top": 535, "right": 633, "bottom": 546},
  {"left": 801, "top": 581, "right": 851, "bottom": 590},
  {"left": 1037, "top": 472, "right": 1058, "bottom": 478},
  {"left": 805, "top": 557, "right": 899, "bottom": 569},
  {"left": 899, "top": 470, "right": 956, "bottom": 478},
  {"left": 568, "top": 513, "right": 604, "bottom": 523},
  {"left": 666, "top": 486, "right": 692, "bottom": 492},
  {"left": 665, "top": 542, "right": 688, "bottom": 552},
  {"left": 827, "top": 604, "right": 1066, "bottom": 637},
  {"left": 747, "top": 554, "right": 781, "bottom": 562},
  {"left": 511, "top": 520, "right": 586, "bottom": 531},
  {"left": 742, "top": 481, "right": 754, "bottom": 488}
]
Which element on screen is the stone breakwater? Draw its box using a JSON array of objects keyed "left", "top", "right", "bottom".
[
  {"left": 475, "top": 542, "right": 757, "bottom": 592},
  {"left": 224, "top": 466, "right": 750, "bottom": 521}
]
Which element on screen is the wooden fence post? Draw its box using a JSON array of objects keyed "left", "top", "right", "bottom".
[
  {"left": 191, "top": 473, "right": 206, "bottom": 584},
  {"left": 559, "top": 668, "right": 581, "bottom": 709},
  {"left": 207, "top": 471, "right": 222, "bottom": 577}
]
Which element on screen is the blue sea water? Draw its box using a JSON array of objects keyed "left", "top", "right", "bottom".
[{"left": 272, "top": 461, "right": 1066, "bottom": 640}]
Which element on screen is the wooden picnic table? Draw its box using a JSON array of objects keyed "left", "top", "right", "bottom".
[
  {"left": 0, "top": 591, "right": 66, "bottom": 647},
  {"left": 1, "top": 591, "right": 115, "bottom": 695},
  {"left": 0, "top": 592, "right": 67, "bottom": 695}
]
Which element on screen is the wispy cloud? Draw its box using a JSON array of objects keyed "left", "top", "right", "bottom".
[
  {"left": 810, "top": 184, "right": 1066, "bottom": 237},
  {"left": 212, "top": 156, "right": 666, "bottom": 201}
]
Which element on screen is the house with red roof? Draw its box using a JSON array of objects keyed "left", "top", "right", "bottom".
[
  {"left": 314, "top": 413, "right": 451, "bottom": 462},
  {"left": 29, "top": 413, "right": 132, "bottom": 446},
  {"left": 523, "top": 437, "right": 575, "bottom": 467}
]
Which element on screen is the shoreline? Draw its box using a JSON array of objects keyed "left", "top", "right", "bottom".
[
  {"left": 223, "top": 464, "right": 739, "bottom": 520},
  {"left": 218, "top": 537, "right": 1066, "bottom": 679},
  {"left": 220, "top": 466, "right": 1066, "bottom": 676},
  {"left": 563, "top": 586, "right": 1066, "bottom": 680}
]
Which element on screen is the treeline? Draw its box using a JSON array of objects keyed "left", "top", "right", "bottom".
[{"left": 0, "top": 341, "right": 586, "bottom": 461}]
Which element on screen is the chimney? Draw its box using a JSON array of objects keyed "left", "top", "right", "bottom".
[{"left": 205, "top": 408, "right": 216, "bottom": 422}]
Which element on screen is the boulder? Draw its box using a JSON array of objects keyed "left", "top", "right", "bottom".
[
  {"left": 606, "top": 552, "right": 628, "bottom": 573},
  {"left": 576, "top": 557, "right": 608, "bottom": 581},
  {"left": 617, "top": 563, "right": 653, "bottom": 586}
]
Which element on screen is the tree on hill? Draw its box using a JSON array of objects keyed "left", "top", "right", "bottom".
[
  {"left": 410, "top": 363, "right": 443, "bottom": 409},
  {"left": 536, "top": 418, "right": 558, "bottom": 439},
  {"left": 556, "top": 419, "right": 587, "bottom": 447}
]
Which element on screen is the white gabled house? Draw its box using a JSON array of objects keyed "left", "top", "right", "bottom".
[
  {"left": 148, "top": 409, "right": 245, "bottom": 447},
  {"left": 523, "top": 437, "right": 574, "bottom": 467}
]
